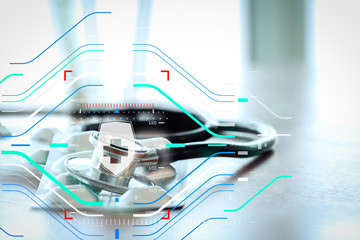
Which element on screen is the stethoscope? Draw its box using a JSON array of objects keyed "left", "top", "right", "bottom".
[{"left": 65, "top": 109, "right": 277, "bottom": 194}]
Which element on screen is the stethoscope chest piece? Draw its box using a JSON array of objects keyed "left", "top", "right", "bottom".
[
  {"left": 65, "top": 121, "right": 175, "bottom": 194},
  {"left": 65, "top": 117, "right": 277, "bottom": 195}
]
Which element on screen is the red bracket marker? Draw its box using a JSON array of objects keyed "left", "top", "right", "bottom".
[
  {"left": 64, "top": 209, "right": 73, "bottom": 220},
  {"left": 161, "top": 70, "right": 169, "bottom": 81},
  {"left": 64, "top": 70, "right": 73, "bottom": 81},
  {"left": 161, "top": 209, "right": 170, "bottom": 220}
]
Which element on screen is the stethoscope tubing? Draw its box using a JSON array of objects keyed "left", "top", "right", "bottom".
[{"left": 155, "top": 122, "right": 277, "bottom": 165}]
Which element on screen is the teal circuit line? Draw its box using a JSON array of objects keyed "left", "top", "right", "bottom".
[
  {"left": 166, "top": 143, "right": 185, "bottom": 147},
  {"left": 181, "top": 217, "right": 227, "bottom": 240},
  {"left": 224, "top": 175, "right": 292, "bottom": 212},
  {"left": 133, "top": 43, "right": 235, "bottom": 98},
  {"left": 10, "top": 11, "right": 111, "bottom": 64},
  {"left": 153, "top": 190, "right": 233, "bottom": 240},
  {"left": 1, "top": 151, "right": 103, "bottom": 206},
  {"left": 133, "top": 84, "right": 235, "bottom": 138},
  {"left": 2, "top": 184, "right": 103, "bottom": 237},
  {"left": 133, "top": 174, "right": 234, "bottom": 228},
  {"left": 134, "top": 188, "right": 234, "bottom": 237},
  {"left": 0, "top": 73, "right": 23, "bottom": 84},
  {"left": 4, "top": 44, "right": 103, "bottom": 97},
  {"left": 2, "top": 189, "right": 83, "bottom": 240},
  {"left": 208, "top": 144, "right": 227, "bottom": 147},
  {"left": 133, "top": 152, "right": 235, "bottom": 205},
  {"left": 1, "top": 84, "right": 102, "bottom": 138},
  {"left": 133, "top": 49, "right": 234, "bottom": 102},
  {"left": 49, "top": 143, "right": 68, "bottom": 147},
  {"left": 238, "top": 98, "right": 248, "bottom": 102}
]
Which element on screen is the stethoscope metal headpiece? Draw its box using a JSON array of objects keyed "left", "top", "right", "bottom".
[
  {"left": 65, "top": 113, "right": 278, "bottom": 194},
  {"left": 65, "top": 121, "right": 161, "bottom": 194}
]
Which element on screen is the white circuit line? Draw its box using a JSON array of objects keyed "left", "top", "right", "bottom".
[
  {"left": 6, "top": 172, "right": 66, "bottom": 211},
  {"left": 2, "top": 173, "right": 63, "bottom": 239},
  {"left": 71, "top": 59, "right": 104, "bottom": 72},
  {"left": 237, "top": 151, "right": 248, "bottom": 155},
  {"left": 237, "top": 177, "right": 248, "bottom": 182},
  {"left": 222, "top": 82, "right": 292, "bottom": 120},
  {"left": 216, "top": 122, "right": 236, "bottom": 127},
  {"left": 146, "top": 59, "right": 236, "bottom": 103},
  {"left": 0, "top": 163, "right": 103, "bottom": 217},
  {"left": 1, "top": 75, "right": 64, "bottom": 113},
  {"left": 133, "top": 162, "right": 236, "bottom": 218},
  {"left": 257, "top": 133, "right": 291, "bottom": 137},
  {"left": 146, "top": 59, "right": 236, "bottom": 112},
  {"left": 2, "top": 59, "right": 103, "bottom": 113},
  {"left": 250, "top": 95, "right": 293, "bottom": 120},
  {"left": 26, "top": 72, "right": 102, "bottom": 120},
  {"left": 192, "top": 108, "right": 235, "bottom": 127}
]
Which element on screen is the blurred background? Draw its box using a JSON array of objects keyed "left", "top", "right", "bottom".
[
  {"left": 0, "top": 0, "right": 359, "bottom": 125},
  {"left": 0, "top": 0, "right": 359, "bottom": 239}
]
